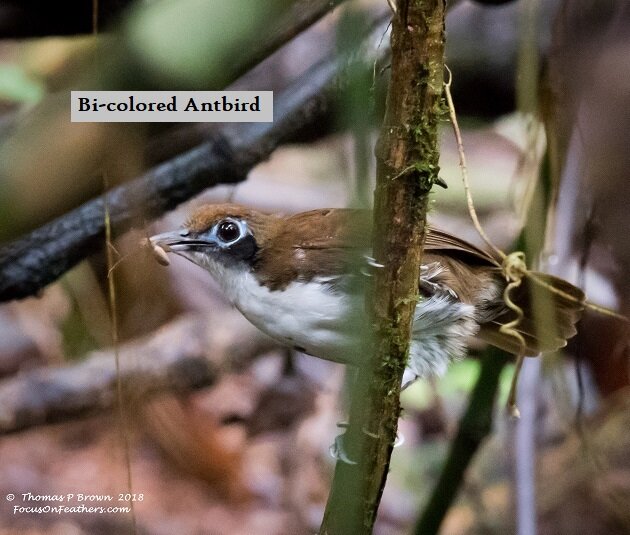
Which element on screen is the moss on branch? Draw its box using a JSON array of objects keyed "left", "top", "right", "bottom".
[{"left": 319, "top": 1, "right": 446, "bottom": 533}]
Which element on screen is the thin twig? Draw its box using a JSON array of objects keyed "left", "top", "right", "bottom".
[
  {"left": 104, "top": 175, "right": 138, "bottom": 533},
  {"left": 444, "top": 66, "right": 527, "bottom": 414},
  {"left": 443, "top": 66, "right": 504, "bottom": 259}
]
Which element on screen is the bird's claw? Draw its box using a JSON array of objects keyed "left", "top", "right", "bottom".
[
  {"left": 329, "top": 431, "right": 357, "bottom": 465},
  {"left": 361, "top": 256, "right": 385, "bottom": 278},
  {"left": 329, "top": 423, "right": 404, "bottom": 464}
]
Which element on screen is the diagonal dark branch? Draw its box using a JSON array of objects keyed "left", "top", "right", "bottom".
[
  {"left": 0, "top": 10, "right": 390, "bottom": 303},
  {"left": 232, "top": 0, "right": 347, "bottom": 84},
  {"left": 0, "top": 0, "right": 347, "bottom": 163}
]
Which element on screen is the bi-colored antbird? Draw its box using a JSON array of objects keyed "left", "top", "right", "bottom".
[{"left": 150, "top": 204, "right": 584, "bottom": 384}]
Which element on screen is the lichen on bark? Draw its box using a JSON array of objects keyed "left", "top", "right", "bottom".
[{"left": 319, "top": 1, "right": 446, "bottom": 533}]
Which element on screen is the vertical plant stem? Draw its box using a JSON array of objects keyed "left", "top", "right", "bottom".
[
  {"left": 95, "top": 6, "right": 136, "bottom": 531},
  {"left": 104, "top": 180, "right": 137, "bottom": 535},
  {"left": 319, "top": 1, "right": 446, "bottom": 533},
  {"left": 414, "top": 349, "right": 509, "bottom": 534},
  {"left": 514, "top": 358, "right": 540, "bottom": 535},
  {"left": 413, "top": 140, "right": 553, "bottom": 535}
]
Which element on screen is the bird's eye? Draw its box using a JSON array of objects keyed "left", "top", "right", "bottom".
[{"left": 216, "top": 220, "right": 241, "bottom": 243}]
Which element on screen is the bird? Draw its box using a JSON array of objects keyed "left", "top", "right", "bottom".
[{"left": 149, "top": 203, "right": 585, "bottom": 385}]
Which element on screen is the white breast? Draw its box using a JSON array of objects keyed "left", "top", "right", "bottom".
[
  {"left": 212, "top": 265, "right": 358, "bottom": 364},
  {"left": 199, "top": 256, "right": 479, "bottom": 381}
]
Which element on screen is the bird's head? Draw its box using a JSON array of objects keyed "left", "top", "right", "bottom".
[
  {"left": 149, "top": 204, "right": 276, "bottom": 275},
  {"left": 150, "top": 203, "right": 371, "bottom": 293}
]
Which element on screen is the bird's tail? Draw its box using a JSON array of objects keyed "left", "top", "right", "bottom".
[{"left": 478, "top": 272, "right": 585, "bottom": 355}]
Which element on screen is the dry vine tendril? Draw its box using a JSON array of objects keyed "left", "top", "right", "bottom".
[
  {"left": 443, "top": 66, "right": 530, "bottom": 416},
  {"left": 443, "top": 66, "right": 627, "bottom": 417}
]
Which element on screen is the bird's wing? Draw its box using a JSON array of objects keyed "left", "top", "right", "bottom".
[
  {"left": 284, "top": 209, "right": 501, "bottom": 266},
  {"left": 263, "top": 209, "right": 584, "bottom": 355},
  {"left": 259, "top": 209, "right": 503, "bottom": 290},
  {"left": 424, "top": 228, "right": 501, "bottom": 266}
]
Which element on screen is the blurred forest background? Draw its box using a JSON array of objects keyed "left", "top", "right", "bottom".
[{"left": 0, "top": 0, "right": 629, "bottom": 534}]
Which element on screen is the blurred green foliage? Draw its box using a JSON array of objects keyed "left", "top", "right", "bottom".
[
  {"left": 402, "top": 359, "right": 482, "bottom": 410},
  {"left": 127, "top": 0, "right": 291, "bottom": 88},
  {"left": 0, "top": 64, "right": 44, "bottom": 104},
  {"left": 402, "top": 358, "right": 516, "bottom": 414}
]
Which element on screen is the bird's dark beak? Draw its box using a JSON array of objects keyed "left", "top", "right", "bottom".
[{"left": 148, "top": 229, "right": 218, "bottom": 253}]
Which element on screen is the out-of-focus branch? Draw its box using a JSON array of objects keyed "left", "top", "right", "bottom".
[
  {"left": 319, "top": 1, "right": 446, "bottom": 532},
  {"left": 0, "top": 11, "right": 391, "bottom": 303},
  {"left": 513, "top": 358, "right": 540, "bottom": 535},
  {"left": 0, "top": 311, "right": 277, "bottom": 435},
  {"left": 231, "top": 0, "right": 346, "bottom": 84},
  {"left": 414, "top": 348, "right": 509, "bottom": 534},
  {"left": 0, "top": 0, "right": 349, "bottom": 239}
]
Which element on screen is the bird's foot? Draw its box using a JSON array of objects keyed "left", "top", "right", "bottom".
[
  {"left": 329, "top": 423, "right": 357, "bottom": 465},
  {"left": 329, "top": 422, "right": 405, "bottom": 464},
  {"left": 360, "top": 256, "right": 385, "bottom": 278}
]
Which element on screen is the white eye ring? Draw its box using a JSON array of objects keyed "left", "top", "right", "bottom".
[{"left": 213, "top": 218, "right": 247, "bottom": 246}]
